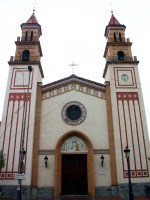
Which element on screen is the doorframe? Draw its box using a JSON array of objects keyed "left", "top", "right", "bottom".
[{"left": 54, "top": 131, "right": 95, "bottom": 198}]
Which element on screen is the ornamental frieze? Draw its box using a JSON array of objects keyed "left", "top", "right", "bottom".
[
  {"left": 42, "top": 83, "right": 105, "bottom": 101},
  {"left": 38, "top": 149, "right": 110, "bottom": 155}
]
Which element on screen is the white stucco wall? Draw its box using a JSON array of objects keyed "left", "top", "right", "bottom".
[
  {"left": 106, "top": 63, "right": 150, "bottom": 184},
  {"left": 38, "top": 90, "right": 111, "bottom": 187},
  {"left": 0, "top": 64, "right": 42, "bottom": 186}
]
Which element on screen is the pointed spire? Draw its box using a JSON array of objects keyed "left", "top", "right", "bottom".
[
  {"left": 21, "top": 11, "right": 42, "bottom": 36},
  {"left": 108, "top": 11, "right": 121, "bottom": 25},
  {"left": 26, "top": 11, "right": 38, "bottom": 24},
  {"left": 104, "top": 12, "right": 126, "bottom": 37}
]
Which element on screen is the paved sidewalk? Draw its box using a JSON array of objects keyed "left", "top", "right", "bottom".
[{"left": 0, "top": 198, "right": 149, "bottom": 200}]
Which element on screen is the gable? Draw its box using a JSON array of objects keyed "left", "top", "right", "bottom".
[{"left": 42, "top": 75, "right": 106, "bottom": 101}]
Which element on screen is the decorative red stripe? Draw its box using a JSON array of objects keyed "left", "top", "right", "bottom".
[
  {"left": 127, "top": 101, "right": 136, "bottom": 170},
  {"left": 18, "top": 101, "right": 26, "bottom": 172},
  {"left": 138, "top": 100, "right": 149, "bottom": 172},
  {"left": 117, "top": 100, "right": 125, "bottom": 172},
  {"left": 24, "top": 101, "right": 31, "bottom": 173},
  {"left": 12, "top": 101, "right": 20, "bottom": 172},
  {"left": 6, "top": 101, "right": 15, "bottom": 173},
  {"left": 133, "top": 99, "right": 142, "bottom": 170},
  {"left": 116, "top": 92, "right": 149, "bottom": 178},
  {"left": 1, "top": 92, "right": 31, "bottom": 180},
  {"left": 2, "top": 99, "right": 10, "bottom": 151}
]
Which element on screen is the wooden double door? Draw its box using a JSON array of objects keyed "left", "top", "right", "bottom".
[{"left": 61, "top": 154, "right": 88, "bottom": 195}]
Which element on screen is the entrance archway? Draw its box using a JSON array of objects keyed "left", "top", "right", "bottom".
[{"left": 54, "top": 131, "right": 95, "bottom": 198}]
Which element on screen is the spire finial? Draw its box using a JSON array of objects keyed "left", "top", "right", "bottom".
[
  {"left": 33, "top": 1, "right": 37, "bottom": 15},
  {"left": 33, "top": 9, "right": 35, "bottom": 15},
  {"left": 109, "top": 2, "right": 113, "bottom": 15}
]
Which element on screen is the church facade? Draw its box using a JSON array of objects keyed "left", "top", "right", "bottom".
[{"left": 0, "top": 11, "right": 150, "bottom": 199}]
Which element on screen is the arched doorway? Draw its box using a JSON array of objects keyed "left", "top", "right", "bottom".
[{"left": 54, "top": 131, "right": 95, "bottom": 198}]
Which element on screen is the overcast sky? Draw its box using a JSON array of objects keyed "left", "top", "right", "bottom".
[{"left": 0, "top": 0, "right": 150, "bottom": 136}]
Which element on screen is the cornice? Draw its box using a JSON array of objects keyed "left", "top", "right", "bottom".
[
  {"left": 103, "top": 61, "right": 139, "bottom": 78},
  {"left": 8, "top": 60, "right": 44, "bottom": 78},
  {"left": 42, "top": 74, "right": 105, "bottom": 92}
]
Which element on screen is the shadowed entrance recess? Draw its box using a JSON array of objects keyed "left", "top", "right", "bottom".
[{"left": 62, "top": 154, "right": 88, "bottom": 195}]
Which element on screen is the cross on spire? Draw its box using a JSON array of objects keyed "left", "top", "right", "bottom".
[
  {"left": 33, "top": 1, "right": 37, "bottom": 14},
  {"left": 69, "top": 62, "right": 78, "bottom": 74},
  {"left": 108, "top": 2, "right": 113, "bottom": 14}
]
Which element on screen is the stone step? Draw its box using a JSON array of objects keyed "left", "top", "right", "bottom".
[{"left": 30, "top": 198, "right": 148, "bottom": 200}]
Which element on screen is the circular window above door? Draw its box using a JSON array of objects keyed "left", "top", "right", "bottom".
[
  {"left": 61, "top": 101, "right": 86, "bottom": 125},
  {"left": 66, "top": 105, "right": 81, "bottom": 120}
]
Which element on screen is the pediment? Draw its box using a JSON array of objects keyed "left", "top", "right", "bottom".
[{"left": 42, "top": 74, "right": 106, "bottom": 101}]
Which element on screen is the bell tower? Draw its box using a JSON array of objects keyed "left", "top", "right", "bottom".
[
  {"left": 104, "top": 12, "right": 150, "bottom": 184},
  {"left": 12, "top": 10, "right": 43, "bottom": 76},
  {"left": 103, "top": 12, "right": 134, "bottom": 66},
  {"left": 0, "top": 11, "right": 44, "bottom": 193}
]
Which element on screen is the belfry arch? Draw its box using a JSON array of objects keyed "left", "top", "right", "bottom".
[{"left": 54, "top": 131, "right": 95, "bottom": 198}]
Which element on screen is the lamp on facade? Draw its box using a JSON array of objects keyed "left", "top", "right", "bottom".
[
  {"left": 124, "top": 146, "right": 134, "bottom": 200},
  {"left": 44, "top": 156, "right": 48, "bottom": 168},
  {"left": 100, "top": 155, "right": 105, "bottom": 167}
]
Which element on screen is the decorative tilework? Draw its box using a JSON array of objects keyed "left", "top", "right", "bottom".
[
  {"left": 61, "top": 101, "right": 86, "bottom": 126},
  {"left": 38, "top": 149, "right": 110, "bottom": 155},
  {"left": 38, "top": 150, "right": 55, "bottom": 155},
  {"left": 124, "top": 170, "right": 149, "bottom": 178},
  {"left": 94, "top": 149, "right": 110, "bottom": 154}
]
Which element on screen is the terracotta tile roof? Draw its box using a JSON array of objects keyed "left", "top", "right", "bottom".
[
  {"left": 104, "top": 13, "right": 126, "bottom": 37},
  {"left": 21, "top": 12, "right": 42, "bottom": 36},
  {"left": 108, "top": 14, "right": 120, "bottom": 25},
  {"left": 26, "top": 13, "right": 38, "bottom": 24}
]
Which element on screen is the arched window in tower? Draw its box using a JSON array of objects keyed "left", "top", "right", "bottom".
[
  {"left": 25, "top": 31, "right": 28, "bottom": 41},
  {"left": 22, "top": 50, "right": 30, "bottom": 61},
  {"left": 114, "top": 32, "right": 117, "bottom": 42},
  {"left": 119, "top": 32, "right": 122, "bottom": 42},
  {"left": 30, "top": 31, "right": 33, "bottom": 41},
  {"left": 117, "top": 51, "right": 125, "bottom": 61}
]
